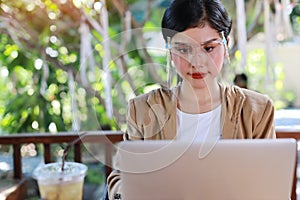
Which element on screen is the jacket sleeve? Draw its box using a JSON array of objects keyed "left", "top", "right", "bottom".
[
  {"left": 253, "top": 98, "right": 276, "bottom": 139},
  {"left": 107, "top": 99, "right": 143, "bottom": 199},
  {"left": 107, "top": 168, "right": 122, "bottom": 200},
  {"left": 125, "top": 99, "right": 145, "bottom": 140}
]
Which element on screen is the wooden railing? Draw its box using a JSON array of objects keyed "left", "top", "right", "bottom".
[{"left": 0, "top": 131, "right": 124, "bottom": 199}]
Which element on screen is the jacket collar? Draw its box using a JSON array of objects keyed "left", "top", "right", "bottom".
[
  {"left": 145, "top": 86, "right": 178, "bottom": 139},
  {"left": 144, "top": 83, "right": 246, "bottom": 139},
  {"left": 219, "top": 83, "right": 246, "bottom": 138}
]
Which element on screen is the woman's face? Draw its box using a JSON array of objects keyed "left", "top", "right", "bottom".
[{"left": 170, "top": 24, "right": 226, "bottom": 89}]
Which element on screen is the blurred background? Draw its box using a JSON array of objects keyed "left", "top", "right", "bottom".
[
  {"left": 0, "top": 0, "right": 299, "bottom": 135},
  {"left": 0, "top": 0, "right": 300, "bottom": 199}
]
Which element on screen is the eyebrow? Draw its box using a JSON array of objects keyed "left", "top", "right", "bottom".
[
  {"left": 200, "top": 38, "right": 221, "bottom": 45},
  {"left": 172, "top": 38, "right": 221, "bottom": 46},
  {"left": 172, "top": 42, "right": 190, "bottom": 46}
]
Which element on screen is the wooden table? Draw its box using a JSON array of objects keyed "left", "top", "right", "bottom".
[{"left": 276, "top": 128, "right": 300, "bottom": 200}]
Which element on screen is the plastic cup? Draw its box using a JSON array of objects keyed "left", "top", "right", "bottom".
[{"left": 33, "top": 162, "right": 87, "bottom": 200}]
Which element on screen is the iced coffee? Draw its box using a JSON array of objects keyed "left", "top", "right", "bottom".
[{"left": 33, "top": 162, "right": 87, "bottom": 200}]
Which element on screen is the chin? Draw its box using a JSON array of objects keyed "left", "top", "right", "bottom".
[{"left": 190, "top": 81, "right": 209, "bottom": 89}]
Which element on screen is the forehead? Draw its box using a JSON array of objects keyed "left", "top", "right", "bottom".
[{"left": 172, "top": 25, "right": 220, "bottom": 44}]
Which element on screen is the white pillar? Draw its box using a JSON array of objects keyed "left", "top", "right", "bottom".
[
  {"left": 235, "top": 0, "right": 247, "bottom": 70},
  {"left": 101, "top": 0, "right": 113, "bottom": 119},
  {"left": 281, "top": 0, "right": 294, "bottom": 39},
  {"left": 264, "top": 0, "right": 272, "bottom": 85}
]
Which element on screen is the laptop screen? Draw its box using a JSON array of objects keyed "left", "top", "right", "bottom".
[{"left": 118, "top": 139, "right": 296, "bottom": 200}]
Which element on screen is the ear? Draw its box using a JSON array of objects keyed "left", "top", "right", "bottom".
[
  {"left": 223, "top": 36, "right": 231, "bottom": 63},
  {"left": 222, "top": 36, "right": 230, "bottom": 46},
  {"left": 170, "top": 51, "right": 174, "bottom": 60},
  {"left": 226, "top": 36, "right": 230, "bottom": 46}
]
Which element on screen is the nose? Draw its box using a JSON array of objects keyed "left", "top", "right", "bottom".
[{"left": 189, "top": 48, "right": 206, "bottom": 68}]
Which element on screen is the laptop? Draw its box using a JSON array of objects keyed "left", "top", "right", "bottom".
[{"left": 117, "top": 139, "right": 296, "bottom": 200}]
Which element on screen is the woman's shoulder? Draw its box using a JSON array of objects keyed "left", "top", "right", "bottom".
[
  {"left": 240, "top": 87, "right": 273, "bottom": 106},
  {"left": 129, "top": 85, "right": 175, "bottom": 104},
  {"left": 223, "top": 84, "right": 273, "bottom": 106}
]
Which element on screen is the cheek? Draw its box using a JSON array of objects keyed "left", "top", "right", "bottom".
[
  {"left": 210, "top": 54, "right": 224, "bottom": 72},
  {"left": 172, "top": 55, "right": 190, "bottom": 72}
]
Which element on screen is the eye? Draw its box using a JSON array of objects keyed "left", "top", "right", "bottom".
[
  {"left": 203, "top": 41, "right": 222, "bottom": 53},
  {"left": 177, "top": 47, "right": 190, "bottom": 54},
  {"left": 204, "top": 46, "right": 214, "bottom": 52},
  {"left": 173, "top": 45, "right": 191, "bottom": 54},
  {"left": 203, "top": 43, "right": 218, "bottom": 53}
]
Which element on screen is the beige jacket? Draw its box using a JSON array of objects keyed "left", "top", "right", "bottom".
[{"left": 107, "top": 83, "right": 276, "bottom": 199}]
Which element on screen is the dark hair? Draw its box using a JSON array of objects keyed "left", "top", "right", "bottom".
[{"left": 161, "top": 0, "right": 232, "bottom": 42}]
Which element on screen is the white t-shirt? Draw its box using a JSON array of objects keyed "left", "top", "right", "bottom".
[{"left": 177, "top": 104, "right": 222, "bottom": 142}]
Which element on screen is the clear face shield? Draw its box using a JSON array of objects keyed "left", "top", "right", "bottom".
[
  {"left": 171, "top": 39, "right": 223, "bottom": 61},
  {"left": 166, "top": 31, "right": 229, "bottom": 70},
  {"left": 162, "top": 31, "right": 232, "bottom": 159}
]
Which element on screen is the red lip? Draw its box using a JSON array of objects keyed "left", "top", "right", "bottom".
[{"left": 190, "top": 73, "right": 206, "bottom": 79}]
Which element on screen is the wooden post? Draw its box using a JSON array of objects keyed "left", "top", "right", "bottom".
[
  {"left": 74, "top": 143, "right": 82, "bottom": 163},
  {"left": 13, "top": 144, "right": 22, "bottom": 179},
  {"left": 44, "top": 144, "right": 51, "bottom": 163},
  {"left": 105, "top": 143, "right": 113, "bottom": 179}
]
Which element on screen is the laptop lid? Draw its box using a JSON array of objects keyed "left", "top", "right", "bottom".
[{"left": 118, "top": 139, "right": 296, "bottom": 200}]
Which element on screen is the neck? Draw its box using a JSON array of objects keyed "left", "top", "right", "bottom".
[
  {"left": 178, "top": 81, "right": 221, "bottom": 113},
  {"left": 180, "top": 81, "right": 220, "bottom": 102}
]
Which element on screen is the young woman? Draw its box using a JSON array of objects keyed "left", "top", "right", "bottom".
[{"left": 107, "top": 0, "right": 275, "bottom": 198}]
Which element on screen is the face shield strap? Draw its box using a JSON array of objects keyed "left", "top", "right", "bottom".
[
  {"left": 220, "top": 31, "right": 230, "bottom": 64},
  {"left": 166, "top": 36, "right": 172, "bottom": 88}
]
